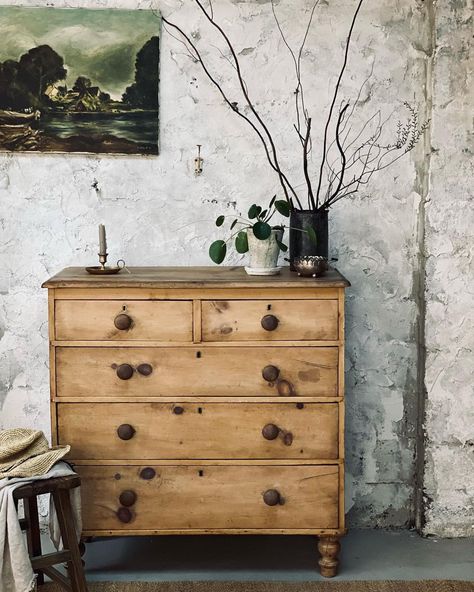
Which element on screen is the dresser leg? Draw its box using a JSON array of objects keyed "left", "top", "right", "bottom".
[{"left": 317, "top": 535, "right": 341, "bottom": 578}]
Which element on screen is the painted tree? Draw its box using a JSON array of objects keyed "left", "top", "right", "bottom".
[
  {"left": 72, "top": 76, "right": 92, "bottom": 95},
  {"left": 0, "top": 59, "right": 28, "bottom": 109},
  {"left": 18, "top": 45, "right": 67, "bottom": 103},
  {"left": 122, "top": 36, "right": 160, "bottom": 109}
]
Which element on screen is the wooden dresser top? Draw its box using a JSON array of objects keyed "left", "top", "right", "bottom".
[{"left": 42, "top": 266, "right": 350, "bottom": 289}]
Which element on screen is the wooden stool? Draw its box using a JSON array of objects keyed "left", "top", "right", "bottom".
[{"left": 13, "top": 474, "right": 88, "bottom": 592}]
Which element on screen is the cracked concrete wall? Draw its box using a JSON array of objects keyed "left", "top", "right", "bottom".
[
  {"left": 0, "top": 0, "right": 471, "bottom": 534},
  {"left": 423, "top": 0, "right": 474, "bottom": 537}
]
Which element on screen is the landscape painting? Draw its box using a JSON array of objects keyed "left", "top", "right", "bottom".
[{"left": 0, "top": 7, "right": 160, "bottom": 155}]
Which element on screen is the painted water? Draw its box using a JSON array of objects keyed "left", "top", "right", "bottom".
[{"left": 40, "top": 111, "right": 158, "bottom": 146}]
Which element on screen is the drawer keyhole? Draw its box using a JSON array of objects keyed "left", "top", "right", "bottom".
[
  {"left": 198, "top": 470, "right": 204, "bottom": 477},
  {"left": 196, "top": 351, "right": 202, "bottom": 358}
]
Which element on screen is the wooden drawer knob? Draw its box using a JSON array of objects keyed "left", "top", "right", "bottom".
[
  {"left": 262, "top": 424, "right": 293, "bottom": 446},
  {"left": 262, "top": 365, "right": 280, "bottom": 382},
  {"left": 261, "top": 314, "right": 279, "bottom": 331},
  {"left": 263, "top": 489, "right": 284, "bottom": 506},
  {"left": 140, "top": 467, "right": 156, "bottom": 480},
  {"left": 119, "top": 490, "right": 137, "bottom": 507},
  {"left": 116, "top": 364, "right": 134, "bottom": 380},
  {"left": 173, "top": 406, "right": 184, "bottom": 415},
  {"left": 276, "top": 379, "right": 296, "bottom": 397},
  {"left": 114, "top": 313, "right": 133, "bottom": 330},
  {"left": 137, "top": 363, "right": 153, "bottom": 376},
  {"left": 116, "top": 506, "right": 133, "bottom": 523},
  {"left": 117, "top": 424, "right": 135, "bottom": 440},
  {"left": 262, "top": 423, "right": 280, "bottom": 440}
]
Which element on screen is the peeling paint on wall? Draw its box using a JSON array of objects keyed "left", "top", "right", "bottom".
[{"left": 0, "top": 0, "right": 472, "bottom": 535}]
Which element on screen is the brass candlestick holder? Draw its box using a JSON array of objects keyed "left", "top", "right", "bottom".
[
  {"left": 99, "top": 252, "right": 108, "bottom": 270},
  {"left": 86, "top": 253, "right": 126, "bottom": 275},
  {"left": 86, "top": 224, "right": 127, "bottom": 275}
]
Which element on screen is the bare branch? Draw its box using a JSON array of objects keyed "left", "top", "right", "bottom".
[
  {"left": 303, "top": 117, "right": 315, "bottom": 209},
  {"left": 328, "top": 103, "right": 349, "bottom": 201},
  {"left": 321, "top": 101, "right": 429, "bottom": 209},
  {"left": 162, "top": 23, "right": 200, "bottom": 62},
  {"left": 192, "top": 0, "right": 302, "bottom": 207},
  {"left": 315, "top": 0, "right": 364, "bottom": 208},
  {"left": 296, "top": 0, "right": 319, "bottom": 125},
  {"left": 293, "top": 123, "right": 305, "bottom": 144},
  {"left": 339, "top": 60, "right": 375, "bottom": 143},
  {"left": 271, "top": 0, "right": 320, "bottom": 207},
  {"left": 209, "top": 43, "right": 249, "bottom": 95},
  {"left": 163, "top": 2, "right": 429, "bottom": 214},
  {"left": 163, "top": 14, "right": 303, "bottom": 208},
  {"left": 271, "top": 0, "right": 303, "bottom": 136}
]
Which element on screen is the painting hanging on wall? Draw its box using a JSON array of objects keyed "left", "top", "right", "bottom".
[{"left": 0, "top": 7, "right": 160, "bottom": 155}]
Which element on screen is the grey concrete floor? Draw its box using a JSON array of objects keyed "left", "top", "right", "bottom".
[{"left": 42, "top": 530, "right": 474, "bottom": 582}]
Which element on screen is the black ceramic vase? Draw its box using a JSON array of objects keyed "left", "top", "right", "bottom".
[{"left": 289, "top": 209, "right": 328, "bottom": 267}]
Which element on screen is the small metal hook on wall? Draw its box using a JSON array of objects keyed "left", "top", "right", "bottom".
[{"left": 194, "top": 144, "right": 203, "bottom": 176}]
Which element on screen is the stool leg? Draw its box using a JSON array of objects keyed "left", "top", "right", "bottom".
[
  {"left": 52, "top": 489, "right": 88, "bottom": 592},
  {"left": 24, "top": 497, "right": 45, "bottom": 586}
]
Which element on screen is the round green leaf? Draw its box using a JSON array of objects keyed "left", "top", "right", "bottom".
[
  {"left": 209, "top": 240, "right": 227, "bottom": 264},
  {"left": 252, "top": 221, "right": 272, "bottom": 240},
  {"left": 235, "top": 231, "right": 249, "bottom": 254},
  {"left": 215, "top": 215, "right": 225, "bottom": 227},
  {"left": 305, "top": 225, "right": 318, "bottom": 245},
  {"left": 276, "top": 239, "right": 288, "bottom": 252},
  {"left": 248, "top": 204, "right": 262, "bottom": 219},
  {"left": 274, "top": 200, "right": 290, "bottom": 217}
]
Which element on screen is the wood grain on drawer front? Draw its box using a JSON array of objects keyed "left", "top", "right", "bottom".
[
  {"left": 55, "top": 300, "right": 192, "bottom": 341},
  {"left": 58, "top": 402, "right": 338, "bottom": 460},
  {"left": 78, "top": 464, "right": 339, "bottom": 530},
  {"left": 56, "top": 346, "right": 339, "bottom": 398},
  {"left": 201, "top": 300, "right": 338, "bottom": 341}
]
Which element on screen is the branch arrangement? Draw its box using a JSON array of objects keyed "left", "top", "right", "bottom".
[{"left": 162, "top": 0, "right": 429, "bottom": 212}]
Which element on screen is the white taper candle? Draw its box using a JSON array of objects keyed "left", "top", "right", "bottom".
[{"left": 99, "top": 224, "right": 107, "bottom": 256}]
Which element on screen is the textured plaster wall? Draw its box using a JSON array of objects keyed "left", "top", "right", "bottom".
[
  {"left": 423, "top": 0, "right": 473, "bottom": 537},
  {"left": 0, "top": 0, "right": 471, "bottom": 535}
]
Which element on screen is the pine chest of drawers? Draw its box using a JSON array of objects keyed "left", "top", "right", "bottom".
[{"left": 43, "top": 266, "right": 350, "bottom": 577}]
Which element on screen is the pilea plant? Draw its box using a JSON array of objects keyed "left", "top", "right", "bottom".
[{"left": 209, "top": 196, "right": 317, "bottom": 264}]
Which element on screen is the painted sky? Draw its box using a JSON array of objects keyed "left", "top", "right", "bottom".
[{"left": 0, "top": 7, "right": 160, "bottom": 99}]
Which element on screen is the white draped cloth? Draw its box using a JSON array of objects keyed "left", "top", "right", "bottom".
[{"left": 0, "top": 461, "right": 81, "bottom": 592}]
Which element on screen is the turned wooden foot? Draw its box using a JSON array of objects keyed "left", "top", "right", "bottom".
[{"left": 317, "top": 535, "right": 341, "bottom": 577}]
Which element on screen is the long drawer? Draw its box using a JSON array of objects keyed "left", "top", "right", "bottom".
[
  {"left": 201, "top": 299, "right": 338, "bottom": 341},
  {"left": 55, "top": 300, "right": 193, "bottom": 341},
  {"left": 57, "top": 402, "right": 339, "bottom": 460},
  {"left": 77, "top": 464, "right": 339, "bottom": 531},
  {"left": 56, "top": 346, "right": 339, "bottom": 398}
]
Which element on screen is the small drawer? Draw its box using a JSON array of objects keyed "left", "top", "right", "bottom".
[
  {"left": 55, "top": 300, "right": 192, "bottom": 342},
  {"left": 201, "top": 300, "right": 338, "bottom": 341},
  {"left": 77, "top": 464, "right": 339, "bottom": 531},
  {"left": 57, "top": 402, "right": 339, "bottom": 460},
  {"left": 55, "top": 346, "right": 339, "bottom": 398}
]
